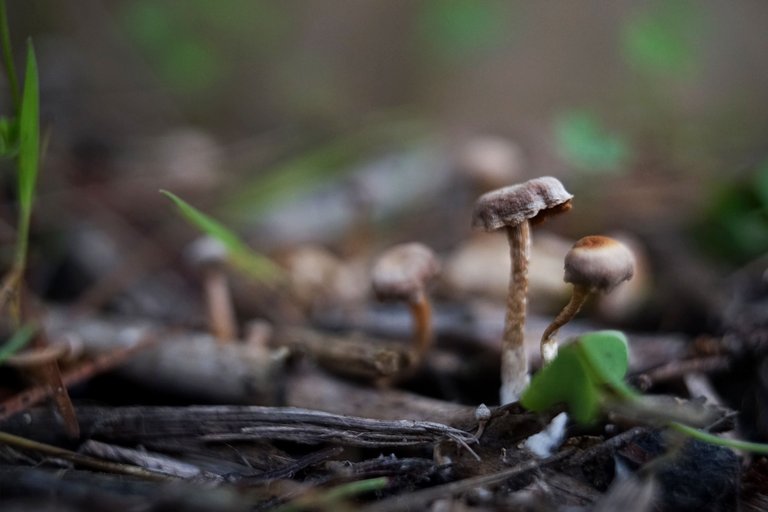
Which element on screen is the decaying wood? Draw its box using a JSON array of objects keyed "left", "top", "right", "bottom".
[
  {"left": 202, "top": 410, "right": 476, "bottom": 448},
  {"left": 360, "top": 449, "right": 573, "bottom": 512},
  {"left": 318, "top": 303, "right": 691, "bottom": 373},
  {"left": 286, "top": 367, "right": 477, "bottom": 426},
  {"left": 80, "top": 440, "right": 223, "bottom": 482},
  {"left": 1, "top": 405, "right": 475, "bottom": 449},
  {"left": 44, "top": 311, "right": 287, "bottom": 404},
  {"left": 275, "top": 326, "right": 415, "bottom": 380},
  {"left": 0, "top": 431, "right": 172, "bottom": 481},
  {"left": 0, "top": 466, "right": 251, "bottom": 512}
]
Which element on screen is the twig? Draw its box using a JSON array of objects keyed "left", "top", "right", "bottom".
[
  {"left": 632, "top": 355, "right": 731, "bottom": 388},
  {"left": 80, "top": 440, "right": 222, "bottom": 482},
  {"left": 360, "top": 449, "right": 574, "bottom": 512},
  {"left": 0, "top": 431, "right": 173, "bottom": 481},
  {"left": 230, "top": 446, "right": 344, "bottom": 485}
]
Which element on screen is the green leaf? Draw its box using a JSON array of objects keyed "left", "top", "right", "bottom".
[
  {"left": 521, "top": 341, "right": 601, "bottom": 424},
  {"left": 0, "top": 116, "right": 18, "bottom": 157},
  {"left": 14, "top": 39, "right": 39, "bottom": 269},
  {"left": 0, "top": 324, "right": 35, "bottom": 363},
  {"left": 521, "top": 330, "right": 634, "bottom": 424},
  {"left": 160, "top": 190, "right": 283, "bottom": 283}
]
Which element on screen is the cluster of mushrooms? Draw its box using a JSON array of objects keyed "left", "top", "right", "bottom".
[{"left": 372, "top": 176, "right": 636, "bottom": 405}]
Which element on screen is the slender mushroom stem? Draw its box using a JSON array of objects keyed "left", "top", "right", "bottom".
[
  {"left": 7, "top": 343, "right": 80, "bottom": 438},
  {"left": 540, "top": 284, "right": 591, "bottom": 365},
  {"left": 408, "top": 289, "right": 433, "bottom": 360},
  {"left": 500, "top": 221, "right": 531, "bottom": 404},
  {"left": 204, "top": 266, "right": 237, "bottom": 343}
]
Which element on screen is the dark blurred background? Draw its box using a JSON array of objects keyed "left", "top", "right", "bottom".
[{"left": 2, "top": 0, "right": 768, "bottom": 329}]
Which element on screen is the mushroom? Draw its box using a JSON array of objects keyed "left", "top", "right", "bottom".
[
  {"left": 5, "top": 339, "right": 80, "bottom": 438},
  {"left": 472, "top": 176, "right": 573, "bottom": 404},
  {"left": 371, "top": 242, "right": 440, "bottom": 362},
  {"left": 540, "top": 235, "right": 635, "bottom": 364},
  {"left": 186, "top": 236, "right": 238, "bottom": 343},
  {"left": 457, "top": 135, "right": 523, "bottom": 194}
]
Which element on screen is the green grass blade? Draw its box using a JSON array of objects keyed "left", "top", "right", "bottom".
[
  {"left": 0, "top": 323, "right": 35, "bottom": 363},
  {"left": 0, "top": 0, "right": 20, "bottom": 111},
  {"left": 274, "top": 477, "right": 389, "bottom": 512},
  {"left": 14, "top": 39, "right": 39, "bottom": 269},
  {"left": 160, "top": 190, "right": 283, "bottom": 282},
  {"left": 224, "top": 119, "right": 426, "bottom": 220}
]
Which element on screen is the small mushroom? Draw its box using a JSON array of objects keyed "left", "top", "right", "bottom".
[
  {"left": 186, "top": 236, "right": 238, "bottom": 343},
  {"left": 5, "top": 338, "right": 80, "bottom": 438},
  {"left": 540, "top": 235, "right": 635, "bottom": 364},
  {"left": 472, "top": 176, "right": 573, "bottom": 404},
  {"left": 371, "top": 243, "right": 440, "bottom": 362},
  {"left": 456, "top": 135, "right": 523, "bottom": 193}
]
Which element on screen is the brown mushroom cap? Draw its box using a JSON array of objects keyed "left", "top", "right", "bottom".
[
  {"left": 471, "top": 176, "right": 573, "bottom": 232},
  {"left": 564, "top": 235, "right": 635, "bottom": 293},
  {"left": 372, "top": 243, "right": 440, "bottom": 301}
]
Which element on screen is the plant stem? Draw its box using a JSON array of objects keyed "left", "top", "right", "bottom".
[
  {"left": 669, "top": 422, "right": 768, "bottom": 454},
  {"left": 500, "top": 221, "right": 530, "bottom": 404}
]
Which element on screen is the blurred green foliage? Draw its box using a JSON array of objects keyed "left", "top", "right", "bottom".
[
  {"left": 622, "top": 0, "right": 702, "bottom": 77},
  {"left": 0, "top": 323, "right": 34, "bottom": 363},
  {"left": 225, "top": 120, "right": 425, "bottom": 220},
  {"left": 119, "top": 1, "right": 287, "bottom": 96},
  {"left": 695, "top": 162, "right": 768, "bottom": 264},
  {"left": 554, "top": 109, "right": 630, "bottom": 174},
  {"left": 418, "top": 0, "right": 507, "bottom": 62}
]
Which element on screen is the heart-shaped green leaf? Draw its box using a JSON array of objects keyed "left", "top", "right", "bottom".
[{"left": 521, "top": 330, "right": 633, "bottom": 424}]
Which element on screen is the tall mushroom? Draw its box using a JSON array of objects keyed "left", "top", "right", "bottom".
[
  {"left": 472, "top": 176, "right": 573, "bottom": 404},
  {"left": 371, "top": 242, "right": 440, "bottom": 363},
  {"left": 540, "top": 235, "right": 635, "bottom": 364},
  {"left": 186, "top": 236, "right": 238, "bottom": 344}
]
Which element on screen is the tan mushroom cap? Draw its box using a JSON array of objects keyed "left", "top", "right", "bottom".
[
  {"left": 471, "top": 176, "right": 573, "bottom": 231},
  {"left": 564, "top": 235, "right": 635, "bottom": 293},
  {"left": 4, "top": 344, "right": 69, "bottom": 368},
  {"left": 186, "top": 235, "right": 229, "bottom": 267},
  {"left": 372, "top": 242, "right": 440, "bottom": 301}
]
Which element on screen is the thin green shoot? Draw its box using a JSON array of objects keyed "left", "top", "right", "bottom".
[
  {"left": 0, "top": 323, "right": 35, "bottom": 363},
  {"left": 224, "top": 119, "right": 425, "bottom": 220},
  {"left": 160, "top": 190, "right": 283, "bottom": 283},
  {"left": 669, "top": 422, "right": 768, "bottom": 455},
  {"left": 0, "top": 0, "right": 19, "bottom": 112},
  {"left": 14, "top": 39, "right": 40, "bottom": 271},
  {"left": 274, "top": 477, "right": 389, "bottom": 512}
]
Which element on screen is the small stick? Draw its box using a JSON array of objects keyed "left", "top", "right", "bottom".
[
  {"left": 0, "top": 430, "right": 174, "bottom": 481},
  {"left": 360, "top": 449, "right": 573, "bottom": 512}
]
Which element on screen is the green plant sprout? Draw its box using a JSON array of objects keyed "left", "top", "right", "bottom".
[
  {"left": 521, "top": 330, "right": 768, "bottom": 454},
  {"left": 0, "top": 0, "right": 41, "bottom": 326},
  {"left": 0, "top": 323, "right": 35, "bottom": 363},
  {"left": 160, "top": 190, "right": 284, "bottom": 284},
  {"left": 273, "top": 476, "right": 389, "bottom": 512}
]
